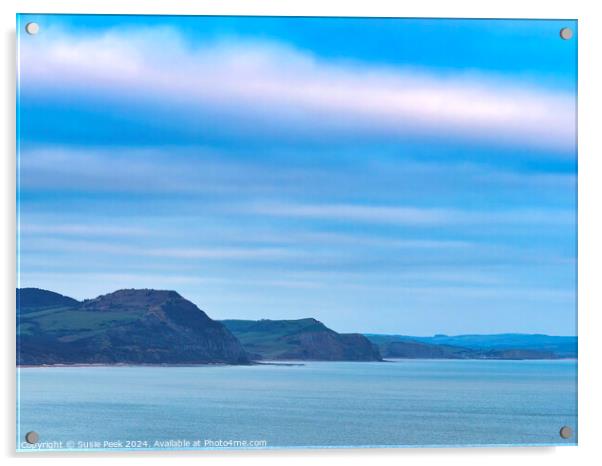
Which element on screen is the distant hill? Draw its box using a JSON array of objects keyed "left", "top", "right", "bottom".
[
  {"left": 366, "top": 333, "right": 576, "bottom": 359},
  {"left": 415, "top": 334, "right": 577, "bottom": 358},
  {"left": 381, "top": 340, "right": 476, "bottom": 359},
  {"left": 17, "top": 288, "right": 249, "bottom": 365},
  {"left": 17, "top": 288, "right": 80, "bottom": 313},
  {"left": 221, "top": 318, "right": 382, "bottom": 361}
]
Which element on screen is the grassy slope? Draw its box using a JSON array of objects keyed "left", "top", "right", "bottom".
[
  {"left": 222, "top": 318, "right": 331, "bottom": 359},
  {"left": 18, "top": 305, "right": 142, "bottom": 337},
  {"left": 222, "top": 318, "right": 383, "bottom": 361}
]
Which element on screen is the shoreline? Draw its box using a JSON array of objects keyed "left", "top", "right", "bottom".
[
  {"left": 16, "top": 358, "right": 577, "bottom": 368},
  {"left": 17, "top": 362, "right": 255, "bottom": 369}
]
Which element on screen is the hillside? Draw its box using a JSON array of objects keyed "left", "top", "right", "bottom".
[
  {"left": 16, "top": 288, "right": 80, "bottom": 313},
  {"left": 413, "top": 333, "right": 577, "bottom": 358},
  {"left": 16, "top": 288, "right": 573, "bottom": 364},
  {"left": 366, "top": 333, "right": 574, "bottom": 359},
  {"left": 221, "top": 318, "right": 382, "bottom": 361},
  {"left": 17, "top": 288, "right": 249, "bottom": 365}
]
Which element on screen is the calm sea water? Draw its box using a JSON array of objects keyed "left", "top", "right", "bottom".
[{"left": 17, "top": 360, "right": 577, "bottom": 451}]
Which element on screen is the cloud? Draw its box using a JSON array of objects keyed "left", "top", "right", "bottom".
[
  {"left": 21, "top": 229, "right": 573, "bottom": 271},
  {"left": 255, "top": 231, "right": 473, "bottom": 249},
  {"left": 18, "top": 146, "right": 215, "bottom": 193},
  {"left": 145, "top": 247, "right": 296, "bottom": 260},
  {"left": 21, "top": 272, "right": 324, "bottom": 296},
  {"left": 19, "top": 146, "right": 576, "bottom": 198},
  {"left": 242, "top": 201, "right": 575, "bottom": 226},
  {"left": 19, "top": 26, "right": 575, "bottom": 152},
  {"left": 20, "top": 237, "right": 301, "bottom": 262},
  {"left": 390, "top": 285, "right": 574, "bottom": 301},
  {"left": 20, "top": 223, "right": 150, "bottom": 237}
]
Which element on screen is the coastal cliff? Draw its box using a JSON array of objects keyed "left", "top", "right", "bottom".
[
  {"left": 17, "top": 288, "right": 249, "bottom": 365},
  {"left": 221, "top": 318, "right": 382, "bottom": 361}
]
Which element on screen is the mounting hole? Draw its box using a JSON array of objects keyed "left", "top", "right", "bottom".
[
  {"left": 25, "top": 22, "right": 39, "bottom": 35},
  {"left": 559, "top": 27, "right": 573, "bottom": 40},
  {"left": 25, "top": 431, "right": 39, "bottom": 444},
  {"left": 559, "top": 425, "right": 573, "bottom": 439}
]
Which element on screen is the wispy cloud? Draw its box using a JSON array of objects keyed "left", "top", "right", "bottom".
[
  {"left": 21, "top": 223, "right": 150, "bottom": 237},
  {"left": 21, "top": 237, "right": 301, "bottom": 262},
  {"left": 19, "top": 146, "right": 222, "bottom": 193},
  {"left": 21, "top": 272, "right": 324, "bottom": 296},
  {"left": 21, "top": 232, "right": 573, "bottom": 270},
  {"left": 20, "top": 26, "right": 575, "bottom": 152},
  {"left": 145, "top": 247, "right": 297, "bottom": 260},
  {"left": 19, "top": 146, "right": 576, "bottom": 197},
  {"left": 255, "top": 231, "right": 473, "bottom": 249},
  {"left": 391, "top": 285, "right": 575, "bottom": 301},
  {"left": 243, "top": 201, "right": 575, "bottom": 226}
]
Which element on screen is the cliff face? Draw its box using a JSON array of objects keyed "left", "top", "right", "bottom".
[
  {"left": 221, "top": 318, "right": 382, "bottom": 361},
  {"left": 17, "top": 288, "right": 249, "bottom": 365}
]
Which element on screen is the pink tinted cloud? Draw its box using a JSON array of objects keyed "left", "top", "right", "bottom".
[{"left": 19, "top": 27, "right": 576, "bottom": 152}]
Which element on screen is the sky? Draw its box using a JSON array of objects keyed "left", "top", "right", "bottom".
[{"left": 16, "top": 15, "right": 577, "bottom": 335}]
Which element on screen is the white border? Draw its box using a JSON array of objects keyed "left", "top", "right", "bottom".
[{"left": 2, "top": 1, "right": 601, "bottom": 465}]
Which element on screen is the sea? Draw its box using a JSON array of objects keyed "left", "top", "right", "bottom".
[{"left": 16, "top": 359, "right": 577, "bottom": 451}]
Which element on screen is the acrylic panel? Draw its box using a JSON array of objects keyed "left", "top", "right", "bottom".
[{"left": 16, "top": 14, "right": 578, "bottom": 451}]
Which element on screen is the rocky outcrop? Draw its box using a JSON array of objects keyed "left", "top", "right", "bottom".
[
  {"left": 17, "top": 288, "right": 249, "bottom": 365},
  {"left": 221, "top": 318, "right": 382, "bottom": 361}
]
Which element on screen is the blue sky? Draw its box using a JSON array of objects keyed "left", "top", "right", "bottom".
[{"left": 17, "top": 15, "right": 577, "bottom": 335}]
